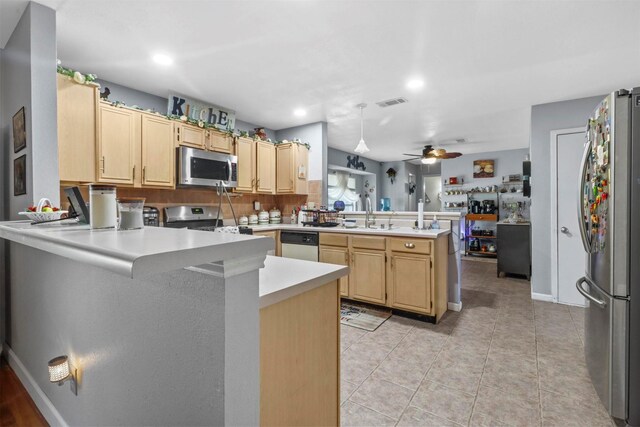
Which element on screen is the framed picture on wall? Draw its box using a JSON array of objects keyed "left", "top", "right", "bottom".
[
  {"left": 473, "top": 159, "right": 495, "bottom": 178},
  {"left": 12, "top": 106, "right": 27, "bottom": 153},
  {"left": 14, "top": 155, "right": 27, "bottom": 196}
]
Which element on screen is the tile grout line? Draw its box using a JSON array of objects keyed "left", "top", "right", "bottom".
[
  {"left": 466, "top": 295, "right": 499, "bottom": 426},
  {"left": 344, "top": 320, "right": 417, "bottom": 424},
  {"left": 393, "top": 322, "right": 454, "bottom": 427}
]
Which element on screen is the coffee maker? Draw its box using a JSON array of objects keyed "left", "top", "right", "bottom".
[{"left": 470, "top": 200, "right": 481, "bottom": 214}]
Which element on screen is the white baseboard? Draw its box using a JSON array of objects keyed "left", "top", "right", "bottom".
[
  {"left": 4, "top": 344, "right": 68, "bottom": 427},
  {"left": 531, "top": 292, "right": 555, "bottom": 302},
  {"left": 448, "top": 301, "right": 462, "bottom": 312}
]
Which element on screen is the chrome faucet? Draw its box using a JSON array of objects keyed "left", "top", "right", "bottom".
[
  {"left": 365, "top": 196, "right": 376, "bottom": 228},
  {"left": 388, "top": 211, "right": 396, "bottom": 229}
]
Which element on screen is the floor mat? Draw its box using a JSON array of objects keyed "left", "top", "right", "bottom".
[{"left": 340, "top": 302, "right": 392, "bottom": 331}]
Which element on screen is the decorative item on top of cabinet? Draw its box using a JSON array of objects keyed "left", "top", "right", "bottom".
[
  {"left": 57, "top": 74, "right": 99, "bottom": 183},
  {"left": 206, "top": 128, "right": 233, "bottom": 153},
  {"left": 174, "top": 122, "right": 205, "bottom": 149},
  {"left": 97, "top": 103, "right": 137, "bottom": 184},
  {"left": 276, "top": 142, "right": 309, "bottom": 195}
]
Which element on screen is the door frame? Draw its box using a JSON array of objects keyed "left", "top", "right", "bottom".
[{"left": 549, "top": 127, "right": 585, "bottom": 303}]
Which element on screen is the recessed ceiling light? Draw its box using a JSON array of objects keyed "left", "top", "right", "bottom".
[
  {"left": 152, "top": 53, "right": 173, "bottom": 66},
  {"left": 293, "top": 108, "right": 306, "bottom": 117},
  {"left": 406, "top": 79, "right": 424, "bottom": 90}
]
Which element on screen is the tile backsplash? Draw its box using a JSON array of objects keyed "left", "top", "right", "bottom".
[{"left": 60, "top": 180, "right": 323, "bottom": 224}]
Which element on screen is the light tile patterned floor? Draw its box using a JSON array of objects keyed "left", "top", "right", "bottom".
[{"left": 340, "top": 260, "right": 613, "bottom": 427}]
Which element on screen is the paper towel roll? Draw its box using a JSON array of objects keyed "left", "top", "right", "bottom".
[{"left": 418, "top": 199, "right": 424, "bottom": 230}]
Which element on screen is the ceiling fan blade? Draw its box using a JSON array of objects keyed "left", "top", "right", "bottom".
[
  {"left": 402, "top": 153, "right": 421, "bottom": 157},
  {"left": 440, "top": 152, "right": 463, "bottom": 159},
  {"left": 403, "top": 157, "right": 421, "bottom": 161}
]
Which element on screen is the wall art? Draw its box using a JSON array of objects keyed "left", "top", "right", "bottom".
[
  {"left": 473, "top": 159, "right": 494, "bottom": 178},
  {"left": 14, "top": 154, "right": 26, "bottom": 196},
  {"left": 13, "top": 107, "right": 26, "bottom": 153}
]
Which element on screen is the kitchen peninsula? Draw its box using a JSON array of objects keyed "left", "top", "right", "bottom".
[
  {"left": 250, "top": 210, "right": 462, "bottom": 319},
  {"left": 0, "top": 222, "right": 347, "bottom": 426}
]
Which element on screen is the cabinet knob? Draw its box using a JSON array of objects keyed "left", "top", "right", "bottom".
[{"left": 404, "top": 242, "right": 415, "bottom": 249}]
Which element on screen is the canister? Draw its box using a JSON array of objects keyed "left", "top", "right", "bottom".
[{"left": 89, "top": 184, "right": 117, "bottom": 229}]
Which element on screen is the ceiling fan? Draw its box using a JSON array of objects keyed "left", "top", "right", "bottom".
[{"left": 402, "top": 145, "right": 462, "bottom": 164}]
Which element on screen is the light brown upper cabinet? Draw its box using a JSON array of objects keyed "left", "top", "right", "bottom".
[
  {"left": 256, "top": 141, "right": 276, "bottom": 194},
  {"left": 276, "top": 143, "right": 309, "bottom": 195},
  {"left": 57, "top": 75, "right": 98, "bottom": 183},
  {"left": 235, "top": 137, "right": 256, "bottom": 192},
  {"left": 141, "top": 115, "right": 175, "bottom": 188},
  {"left": 175, "top": 123, "right": 205, "bottom": 149},
  {"left": 235, "top": 138, "right": 276, "bottom": 194},
  {"left": 207, "top": 129, "right": 233, "bottom": 153},
  {"left": 97, "top": 104, "right": 137, "bottom": 185}
]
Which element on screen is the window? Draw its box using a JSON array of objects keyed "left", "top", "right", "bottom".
[{"left": 328, "top": 171, "right": 359, "bottom": 211}]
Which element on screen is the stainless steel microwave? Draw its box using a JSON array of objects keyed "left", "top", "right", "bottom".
[{"left": 177, "top": 147, "right": 238, "bottom": 188}]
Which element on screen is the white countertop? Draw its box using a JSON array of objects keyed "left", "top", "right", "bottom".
[
  {"left": 259, "top": 255, "right": 349, "bottom": 308},
  {"left": 248, "top": 224, "right": 450, "bottom": 238},
  {"left": 0, "top": 221, "right": 273, "bottom": 279}
]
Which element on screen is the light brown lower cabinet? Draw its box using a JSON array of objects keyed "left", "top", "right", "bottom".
[
  {"left": 260, "top": 280, "right": 340, "bottom": 426},
  {"left": 350, "top": 249, "right": 386, "bottom": 304},
  {"left": 253, "top": 230, "right": 280, "bottom": 256},
  {"left": 318, "top": 232, "right": 448, "bottom": 321},
  {"left": 319, "top": 246, "right": 350, "bottom": 297},
  {"left": 389, "top": 253, "right": 432, "bottom": 313}
]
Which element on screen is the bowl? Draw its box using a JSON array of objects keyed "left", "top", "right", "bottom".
[{"left": 19, "top": 198, "right": 68, "bottom": 223}]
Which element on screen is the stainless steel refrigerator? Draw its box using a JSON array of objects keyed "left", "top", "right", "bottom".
[{"left": 576, "top": 88, "right": 640, "bottom": 426}]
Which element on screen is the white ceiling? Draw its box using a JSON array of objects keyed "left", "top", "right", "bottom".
[{"left": 4, "top": 1, "right": 640, "bottom": 161}]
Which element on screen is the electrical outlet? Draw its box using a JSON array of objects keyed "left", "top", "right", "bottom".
[{"left": 254, "top": 201, "right": 260, "bottom": 211}]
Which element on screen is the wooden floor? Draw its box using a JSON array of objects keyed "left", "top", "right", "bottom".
[{"left": 0, "top": 356, "right": 48, "bottom": 427}]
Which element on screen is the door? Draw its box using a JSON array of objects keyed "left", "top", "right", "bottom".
[
  {"left": 422, "top": 175, "right": 442, "bottom": 211},
  {"left": 320, "top": 246, "right": 349, "bottom": 297},
  {"left": 389, "top": 253, "right": 432, "bottom": 313},
  {"left": 141, "top": 115, "right": 175, "bottom": 187},
  {"left": 235, "top": 137, "right": 256, "bottom": 192},
  {"left": 98, "top": 105, "right": 136, "bottom": 184},
  {"left": 576, "top": 277, "right": 628, "bottom": 419},
  {"left": 276, "top": 144, "right": 293, "bottom": 193},
  {"left": 556, "top": 130, "right": 587, "bottom": 305},
  {"left": 351, "top": 249, "right": 386, "bottom": 304},
  {"left": 256, "top": 141, "right": 275, "bottom": 194}
]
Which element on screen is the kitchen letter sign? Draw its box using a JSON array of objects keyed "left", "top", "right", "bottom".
[{"left": 168, "top": 93, "right": 236, "bottom": 130}]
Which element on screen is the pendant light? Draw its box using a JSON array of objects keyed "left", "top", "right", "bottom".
[{"left": 354, "top": 103, "right": 370, "bottom": 154}]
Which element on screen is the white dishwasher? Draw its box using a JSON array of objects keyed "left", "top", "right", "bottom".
[{"left": 280, "top": 230, "right": 319, "bottom": 261}]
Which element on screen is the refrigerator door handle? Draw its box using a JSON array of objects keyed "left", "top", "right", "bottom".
[
  {"left": 576, "top": 276, "right": 606, "bottom": 308},
  {"left": 577, "top": 141, "right": 592, "bottom": 253}
]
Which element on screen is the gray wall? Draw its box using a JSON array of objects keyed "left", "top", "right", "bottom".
[
  {"left": 0, "top": 2, "right": 58, "bottom": 355},
  {"left": 95, "top": 78, "right": 277, "bottom": 140},
  {"left": 0, "top": 46, "right": 4, "bottom": 354},
  {"left": 380, "top": 161, "right": 408, "bottom": 211},
  {"left": 530, "top": 95, "right": 604, "bottom": 296},
  {"left": 441, "top": 148, "right": 529, "bottom": 188},
  {"left": 327, "top": 147, "right": 382, "bottom": 195},
  {"left": 0, "top": 2, "right": 59, "bottom": 218}
]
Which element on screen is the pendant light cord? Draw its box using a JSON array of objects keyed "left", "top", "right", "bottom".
[{"left": 360, "top": 105, "right": 364, "bottom": 142}]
